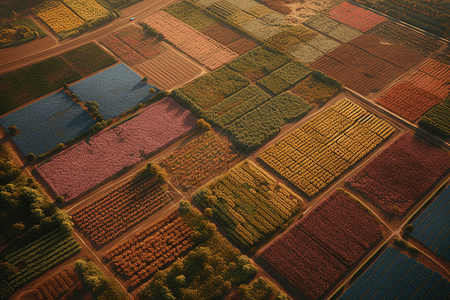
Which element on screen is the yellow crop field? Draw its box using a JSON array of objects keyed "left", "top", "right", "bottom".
[
  {"left": 259, "top": 98, "right": 395, "bottom": 197},
  {"left": 62, "top": 0, "right": 109, "bottom": 21},
  {"left": 37, "top": 2, "right": 84, "bottom": 33}
]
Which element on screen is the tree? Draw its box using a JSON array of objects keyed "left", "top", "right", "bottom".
[
  {"left": 197, "top": 119, "right": 211, "bottom": 130},
  {"left": 175, "top": 275, "right": 186, "bottom": 286},
  {"left": 12, "top": 222, "right": 25, "bottom": 234},
  {"left": 8, "top": 125, "right": 18, "bottom": 135},
  {"left": 204, "top": 207, "right": 213, "bottom": 217},
  {"left": 26, "top": 153, "right": 36, "bottom": 161},
  {"left": 178, "top": 200, "right": 191, "bottom": 214},
  {"left": 0, "top": 261, "right": 15, "bottom": 280},
  {"left": 405, "top": 224, "right": 414, "bottom": 233},
  {"left": 149, "top": 88, "right": 156, "bottom": 94},
  {"left": 141, "top": 76, "right": 148, "bottom": 82},
  {"left": 55, "top": 195, "right": 65, "bottom": 204}
]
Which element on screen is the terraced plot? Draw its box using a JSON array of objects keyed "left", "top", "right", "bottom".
[{"left": 259, "top": 98, "right": 395, "bottom": 197}]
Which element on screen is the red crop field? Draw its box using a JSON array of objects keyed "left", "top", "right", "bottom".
[
  {"left": 377, "top": 81, "right": 441, "bottom": 122},
  {"left": 71, "top": 172, "right": 174, "bottom": 248},
  {"left": 159, "top": 131, "right": 238, "bottom": 191},
  {"left": 103, "top": 211, "right": 194, "bottom": 289},
  {"left": 349, "top": 34, "right": 423, "bottom": 69},
  {"left": 114, "top": 25, "right": 166, "bottom": 59},
  {"left": 310, "top": 44, "right": 403, "bottom": 95},
  {"left": 36, "top": 97, "right": 197, "bottom": 202},
  {"left": 201, "top": 23, "right": 259, "bottom": 55},
  {"left": 141, "top": 11, "right": 238, "bottom": 70},
  {"left": 99, "top": 34, "right": 146, "bottom": 66},
  {"left": 260, "top": 190, "right": 382, "bottom": 300},
  {"left": 346, "top": 133, "right": 450, "bottom": 216},
  {"left": 326, "top": 2, "right": 387, "bottom": 32},
  {"left": 407, "top": 59, "right": 450, "bottom": 100}
]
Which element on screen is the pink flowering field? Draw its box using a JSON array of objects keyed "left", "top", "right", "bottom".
[
  {"left": 141, "top": 11, "right": 238, "bottom": 70},
  {"left": 36, "top": 97, "right": 197, "bottom": 201}
]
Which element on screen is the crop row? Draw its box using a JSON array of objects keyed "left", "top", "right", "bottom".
[
  {"left": 339, "top": 247, "right": 450, "bottom": 299},
  {"left": 261, "top": 189, "right": 382, "bottom": 300},
  {"left": 72, "top": 174, "right": 173, "bottom": 248},
  {"left": 409, "top": 185, "right": 450, "bottom": 260},
  {"left": 326, "top": 1, "right": 386, "bottom": 32},
  {"left": 195, "top": 160, "right": 302, "bottom": 249},
  {"left": 419, "top": 99, "right": 450, "bottom": 138},
  {"left": 141, "top": 11, "right": 238, "bottom": 70},
  {"left": 259, "top": 98, "right": 394, "bottom": 197},
  {"left": 104, "top": 211, "right": 194, "bottom": 288},
  {"left": 407, "top": 59, "right": 450, "bottom": 100},
  {"left": 99, "top": 34, "right": 146, "bottom": 66},
  {"left": 36, "top": 97, "right": 196, "bottom": 202},
  {"left": 377, "top": 81, "right": 441, "bottom": 123},
  {"left": 62, "top": 0, "right": 109, "bottom": 21},
  {"left": 159, "top": 131, "right": 238, "bottom": 191},
  {"left": 291, "top": 74, "right": 340, "bottom": 105},
  {"left": 36, "top": 1, "right": 84, "bottom": 33},
  {"left": 346, "top": 132, "right": 450, "bottom": 215},
  {"left": 6, "top": 228, "right": 80, "bottom": 289}
]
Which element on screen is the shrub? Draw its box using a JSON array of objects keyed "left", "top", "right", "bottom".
[
  {"left": 149, "top": 88, "right": 156, "bottom": 94},
  {"left": 55, "top": 195, "right": 65, "bottom": 204},
  {"left": 405, "top": 224, "right": 415, "bottom": 233},
  {"left": 147, "top": 163, "right": 168, "bottom": 182},
  {"left": 26, "top": 153, "right": 36, "bottom": 161},
  {"left": 8, "top": 125, "right": 18, "bottom": 135},
  {"left": 57, "top": 143, "right": 65, "bottom": 150},
  {"left": 142, "top": 76, "right": 148, "bottom": 82},
  {"left": 197, "top": 119, "right": 211, "bottom": 130}
]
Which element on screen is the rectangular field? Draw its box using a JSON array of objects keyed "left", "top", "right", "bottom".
[
  {"left": 99, "top": 34, "right": 146, "bottom": 66},
  {"left": 194, "top": 160, "right": 303, "bottom": 249},
  {"left": 141, "top": 11, "right": 238, "bottom": 70},
  {"left": 290, "top": 73, "right": 341, "bottom": 105},
  {"left": 303, "top": 14, "right": 363, "bottom": 43},
  {"left": 0, "top": 90, "right": 97, "bottom": 156},
  {"left": 419, "top": 99, "right": 450, "bottom": 139},
  {"left": 259, "top": 98, "right": 395, "bottom": 197},
  {"left": 4, "top": 227, "right": 81, "bottom": 289},
  {"left": 326, "top": 1, "right": 386, "bottom": 32},
  {"left": 36, "top": 97, "right": 197, "bottom": 201},
  {"left": 71, "top": 171, "right": 174, "bottom": 248},
  {"left": 201, "top": 23, "right": 258, "bottom": 55},
  {"left": 103, "top": 210, "right": 195, "bottom": 289},
  {"left": 68, "top": 63, "right": 158, "bottom": 119},
  {"left": 409, "top": 185, "right": 450, "bottom": 261},
  {"left": 62, "top": 0, "right": 110, "bottom": 21},
  {"left": 159, "top": 131, "right": 238, "bottom": 191},
  {"left": 133, "top": 46, "right": 203, "bottom": 90},
  {"left": 339, "top": 247, "right": 450, "bottom": 299},
  {"left": 346, "top": 132, "right": 450, "bottom": 216},
  {"left": 407, "top": 59, "right": 450, "bottom": 100},
  {"left": 260, "top": 189, "right": 383, "bottom": 300},
  {"left": 113, "top": 25, "right": 166, "bottom": 59},
  {"left": 36, "top": 1, "right": 84, "bottom": 34},
  {"left": 164, "top": 0, "right": 217, "bottom": 31}
]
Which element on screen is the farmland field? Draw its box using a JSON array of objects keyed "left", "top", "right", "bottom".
[
  {"left": 310, "top": 34, "right": 423, "bottom": 96},
  {"left": 72, "top": 170, "right": 174, "bottom": 248},
  {"left": 141, "top": 11, "right": 238, "bottom": 70},
  {"left": 0, "top": 90, "right": 96, "bottom": 156},
  {"left": 164, "top": 0, "right": 217, "bottom": 31},
  {"left": 201, "top": 23, "right": 259, "bottom": 55},
  {"left": 194, "top": 160, "right": 303, "bottom": 249},
  {"left": 159, "top": 131, "right": 238, "bottom": 191},
  {"left": 369, "top": 21, "right": 443, "bottom": 56},
  {"left": 419, "top": 99, "right": 450, "bottom": 139},
  {"left": 62, "top": 0, "right": 110, "bottom": 21},
  {"left": 406, "top": 59, "right": 450, "bottom": 100},
  {"left": 99, "top": 34, "right": 146, "bottom": 66},
  {"left": 260, "top": 189, "right": 383, "bottom": 300},
  {"left": 36, "top": 1, "right": 85, "bottom": 35},
  {"left": 0, "top": 42, "right": 116, "bottom": 115},
  {"left": 339, "top": 247, "right": 450, "bottom": 299},
  {"left": 113, "top": 25, "right": 166, "bottom": 59},
  {"left": 4, "top": 227, "right": 81, "bottom": 289},
  {"left": 303, "top": 14, "right": 363, "bottom": 43},
  {"left": 133, "top": 46, "right": 203, "bottom": 90},
  {"left": 68, "top": 63, "right": 159, "bottom": 119},
  {"left": 409, "top": 185, "right": 450, "bottom": 261},
  {"left": 346, "top": 132, "right": 450, "bottom": 216},
  {"left": 36, "top": 97, "right": 197, "bottom": 201},
  {"left": 18, "top": 265, "right": 93, "bottom": 300},
  {"left": 259, "top": 98, "right": 395, "bottom": 197},
  {"left": 290, "top": 73, "right": 341, "bottom": 105},
  {"left": 104, "top": 210, "right": 195, "bottom": 289},
  {"left": 326, "top": 1, "right": 386, "bottom": 32}
]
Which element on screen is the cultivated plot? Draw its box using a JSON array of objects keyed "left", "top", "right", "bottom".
[
  {"left": 326, "top": 1, "right": 386, "bottom": 32},
  {"left": 259, "top": 98, "right": 395, "bottom": 197},
  {"left": 260, "top": 189, "right": 383, "bottom": 300},
  {"left": 346, "top": 132, "right": 450, "bottom": 216},
  {"left": 0, "top": 90, "right": 96, "bottom": 156},
  {"left": 339, "top": 247, "right": 450, "bottom": 300},
  {"left": 69, "top": 63, "right": 159, "bottom": 119},
  {"left": 36, "top": 97, "right": 197, "bottom": 201},
  {"left": 408, "top": 185, "right": 450, "bottom": 261},
  {"left": 303, "top": 14, "right": 363, "bottom": 43}
]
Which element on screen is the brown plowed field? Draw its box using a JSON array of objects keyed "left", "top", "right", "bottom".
[
  {"left": 133, "top": 45, "right": 203, "bottom": 90},
  {"left": 201, "top": 23, "right": 259, "bottom": 54}
]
